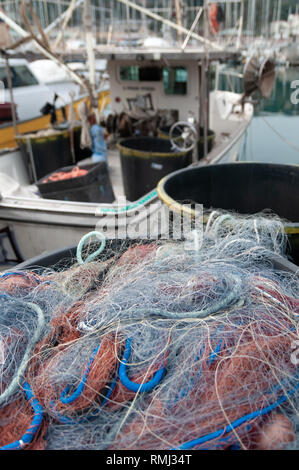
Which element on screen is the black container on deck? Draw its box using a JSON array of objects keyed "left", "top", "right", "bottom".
[
  {"left": 53, "top": 123, "right": 93, "bottom": 163},
  {"left": 117, "top": 137, "right": 192, "bottom": 202},
  {"left": 157, "top": 126, "right": 215, "bottom": 159},
  {"left": 158, "top": 162, "right": 299, "bottom": 265},
  {"left": 37, "top": 162, "right": 115, "bottom": 203},
  {"left": 17, "top": 129, "right": 74, "bottom": 183}
]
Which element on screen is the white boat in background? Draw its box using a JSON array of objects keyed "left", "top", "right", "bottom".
[
  {"left": 0, "top": 58, "right": 58, "bottom": 122},
  {"left": 27, "top": 59, "right": 83, "bottom": 104},
  {"left": 0, "top": 57, "right": 105, "bottom": 122},
  {"left": 28, "top": 59, "right": 108, "bottom": 106}
]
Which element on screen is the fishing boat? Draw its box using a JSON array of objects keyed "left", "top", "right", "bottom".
[
  {"left": 0, "top": 48, "right": 255, "bottom": 261},
  {"left": 0, "top": 2, "right": 264, "bottom": 262}
]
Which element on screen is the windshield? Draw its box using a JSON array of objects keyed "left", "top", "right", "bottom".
[{"left": 0, "top": 64, "right": 39, "bottom": 88}]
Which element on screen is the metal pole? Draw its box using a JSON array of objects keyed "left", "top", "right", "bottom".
[
  {"left": 277, "top": 0, "right": 281, "bottom": 22},
  {"left": 181, "top": 7, "right": 203, "bottom": 51},
  {"left": 203, "top": 0, "right": 209, "bottom": 41},
  {"left": 174, "top": 0, "right": 183, "bottom": 45},
  {"left": 236, "top": 0, "right": 244, "bottom": 50},
  {"left": 202, "top": 0, "right": 209, "bottom": 160},
  {"left": 126, "top": 0, "right": 131, "bottom": 41},
  {"left": 3, "top": 54, "right": 18, "bottom": 138},
  {"left": 53, "top": 0, "right": 79, "bottom": 50},
  {"left": 107, "top": 5, "right": 113, "bottom": 45},
  {"left": 265, "top": 0, "right": 270, "bottom": 39},
  {"left": 84, "top": 0, "right": 97, "bottom": 119},
  {"left": 139, "top": 0, "right": 144, "bottom": 34},
  {"left": 44, "top": 0, "right": 84, "bottom": 34},
  {"left": 252, "top": 0, "right": 256, "bottom": 39}
]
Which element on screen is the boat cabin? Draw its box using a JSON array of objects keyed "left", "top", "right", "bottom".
[
  {"left": 108, "top": 58, "right": 199, "bottom": 122},
  {"left": 102, "top": 48, "right": 243, "bottom": 144}
]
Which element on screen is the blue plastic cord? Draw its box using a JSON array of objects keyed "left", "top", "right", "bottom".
[
  {"left": 60, "top": 344, "right": 101, "bottom": 404},
  {"left": 76, "top": 231, "right": 106, "bottom": 265},
  {"left": 49, "top": 402, "right": 77, "bottom": 425},
  {"left": 208, "top": 340, "right": 224, "bottom": 366},
  {"left": 172, "top": 381, "right": 299, "bottom": 450},
  {"left": 0, "top": 271, "right": 40, "bottom": 284},
  {"left": 0, "top": 293, "right": 9, "bottom": 299},
  {"left": 51, "top": 364, "right": 119, "bottom": 424},
  {"left": 119, "top": 338, "right": 165, "bottom": 393},
  {"left": 0, "top": 382, "right": 43, "bottom": 450}
]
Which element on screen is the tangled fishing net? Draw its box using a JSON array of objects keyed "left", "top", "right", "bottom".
[{"left": 0, "top": 212, "right": 298, "bottom": 450}]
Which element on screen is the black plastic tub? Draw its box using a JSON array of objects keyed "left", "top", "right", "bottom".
[
  {"left": 50, "top": 123, "right": 92, "bottom": 163},
  {"left": 36, "top": 163, "right": 115, "bottom": 203},
  {"left": 117, "top": 137, "right": 192, "bottom": 202},
  {"left": 17, "top": 129, "right": 74, "bottom": 183},
  {"left": 157, "top": 126, "right": 215, "bottom": 159},
  {"left": 157, "top": 162, "right": 299, "bottom": 265}
]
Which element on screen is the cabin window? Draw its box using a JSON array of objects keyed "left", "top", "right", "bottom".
[
  {"left": 119, "top": 65, "right": 162, "bottom": 81},
  {"left": 163, "top": 67, "right": 188, "bottom": 95},
  {"left": 0, "top": 65, "right": 38, "bottom": 88}
]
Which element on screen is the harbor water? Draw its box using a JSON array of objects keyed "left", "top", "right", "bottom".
[{"left": 240, "top": 66, "right": 299, "bottom": 165}]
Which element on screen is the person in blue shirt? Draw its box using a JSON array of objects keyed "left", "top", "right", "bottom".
[{"left": 90, "top": 114, "right": 108, "bottom": 165}]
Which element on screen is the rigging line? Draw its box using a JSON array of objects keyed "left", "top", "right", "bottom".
[{"left": 261, "top": 116, "right": 299, "bottom": 154}]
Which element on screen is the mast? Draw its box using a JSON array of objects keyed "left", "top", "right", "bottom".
[
  {"left": 251, "top": 0, "right": 256, "bottom": 40},
  {"left": 265, "top": 0, "right": 270, "bottom": 39},
  {"left": 277, "top": 0, "right": 281, "bottom": 23},
  {"left": 126, "top": 0, "right": 131, "bottom": 42},
  {"left": 174, "top": 0, "right": 183, "bottom": 45},
  {"left": 141, "top": 0, "right": 147, "bottom": 35},
  {"left": 237, "top": 0, "right": 245, "bottom": 50},
  {"left": 200, "top": 0, "right": 209, "bottom": 161},
  {"left": 2, "top": 53, "right": 18, "bottom": 138},
  {"left": 83, "top": 0, "right": 97, "bottom": 120},
  {"left": 53, "top": 0, "right": 79, "bottom": 51}
]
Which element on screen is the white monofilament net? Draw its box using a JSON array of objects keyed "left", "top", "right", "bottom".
[{"left": 0, "top": 211, "right": 298, "bottom": 450}]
